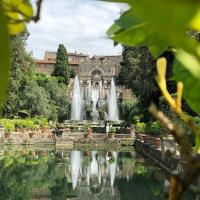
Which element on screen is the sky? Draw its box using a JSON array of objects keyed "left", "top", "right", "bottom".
[{"left": 27, "top": 0, "right": 127, "bottom": 59}]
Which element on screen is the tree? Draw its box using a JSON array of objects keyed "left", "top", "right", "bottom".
[
  {"left": 1, "top": 31, "right": 35, "bottom": 117},
  {"left": 105, "top": 1, "right": 200, "bottom": 198},
  {"left": 118, "top": 46, "right": 159, "bottom": 105},
  {"left": 43, "top": 78, "right": 70, "bottom": 121},
  {"left": 22, "top": 80, "right": 50, "bottom": 117},
  {"left": 0, "top": 0, "right": 42, "bottom": 106},
  {"left": 52, "top": 44, "right": 70, "bottom": 85}
]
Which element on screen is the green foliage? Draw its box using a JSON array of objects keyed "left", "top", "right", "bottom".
[
  {"left": 0, "top": 1, "right": 10, "bottom": 108},
  {"left": 83, "top": 122, "right": 92, "bottom": 132},
  {"left": 22, "top": 80, "right": 50, "bottom": 117},
  {"left": 3, "top": 0, "right": 34, "bottom": 35},
  {"left": 1, "top": 39, "right": 70, "bottom": 121},
  {"left": 120, "top": 98, "right": 150, "bottom": 127},
  {"left": 135, "top": 122, "right": 146, "bottom": 133},
  {"left": 0, "top": 119, "right": 15, "bottom": 133},
  {"left": 1, "top": 31, "right": 35, "bottom": 117},
  {"left": 0, "top": 151, "right": 56, "bottom": 200},
  {"left": 135, "top": 164, "right": 147, "bottom": 175},
  {"left": 110, "top": 126, "right": 117, "bottom": 134},
  {"left": 0, "top": 0, "right": 35, "bottom": 107},
  {"left": 31, "top": 74, "right": 70, "bottom": 121},
  {"left": 70, "top": 68, "right": 75, "bottom": 78},
  {"left": 50, "top": 178, "right": 68, "bottom": 200},
  {"left": 104, "top": 0, "right": 200, "bottom": 115},
  {"left": 52, "top": 44, "right": 70, "bottom": 85},
  {"left": 194, "top": 117, "right": 200, "bottom": 128},
  {"left": 105, "top": 0, "right": 199, "bottom": 56},
  {"left": 118, "top": 46, "right": 159, "bottom": 105},
  {"left": 0, "top": 118, "right": 49, "bottom": 132},
  {"left": 173, "top": 50, "right": 200, "bottom": 114},
  {"left": 146, "top": 121, "right": 162, "bottom": 136},
  {"left": 36, "top": 117, "right": 49, "bottom": 128}
]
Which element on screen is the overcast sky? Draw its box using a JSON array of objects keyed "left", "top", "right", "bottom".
[{"left": 27, "top": 0, "right": 127, "bottom": 59}]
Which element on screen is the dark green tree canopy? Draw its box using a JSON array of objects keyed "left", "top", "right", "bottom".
[
  {"left": 118, "top": 45, "right": 160, "bottom": 105},
  {"left": 1, "top": 30, "right": 35, "bottom": 117},
  {"left": 52, "top": 44, "right": 70, "bottom": 85}
]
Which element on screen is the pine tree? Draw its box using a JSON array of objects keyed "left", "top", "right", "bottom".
[{"left": 52, "top": 44, "right": 70, "bottom": 85}]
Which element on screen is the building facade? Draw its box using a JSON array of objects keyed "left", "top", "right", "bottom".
[{"left": 35, "top": 51, "right": 122, "bottom": 76}]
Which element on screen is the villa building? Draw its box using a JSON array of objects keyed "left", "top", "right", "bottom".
[
  {"left": 35, "top": 51, "right": 122, "bottom": 77},
  {"left": 35, "top": 51, "right": 133, "bottom": 108}
]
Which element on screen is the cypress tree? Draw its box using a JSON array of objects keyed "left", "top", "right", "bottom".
[{"left": 52, "top": 44, "right": 70, "bottom": 85}]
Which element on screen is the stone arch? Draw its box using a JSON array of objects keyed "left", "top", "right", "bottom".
[{"left": 89, "top": 68, "right": 105, "bottom": 76}]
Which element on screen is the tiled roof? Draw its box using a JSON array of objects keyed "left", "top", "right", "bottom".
[
  {"left": 44, "top": 51, "right": 89, "bottom": 58},
  {"left": 35, "top": 59, "right": 79, "bottom": 65}
]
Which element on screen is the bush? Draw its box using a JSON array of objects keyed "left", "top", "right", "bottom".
[
  {"left": 110, "top": 127, "right": 117, "bottom": 134},
  {"left": 120, "top": 98, "right": 152, "bottom": 127},
  {"left": 83, "top": 123, "right": 92, "bottom": 133},
  {"left": 135, "top": 122, "right": 146, "bottom": 133},
  {"left": 37, "top": 117, "right": 49, "bottom": 128},
  {"left": 146, "top": 121, "right": 162, "bottom": 136},
  {"left": 0, "top": 118, "right": 49, "bottom": 132},
  {"left": 0, "top": 119, "right": 15, "bottom": 133}
]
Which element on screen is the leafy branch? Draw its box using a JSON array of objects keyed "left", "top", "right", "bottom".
[
  {"left": 149, "top": 104, "right": 200, "bottom": 200},
  {"left": 156, "top": 57, "right": 200, "bottom": 151},
  {"left": 0, "top": 0, "right": 43, "bottom": 107}
]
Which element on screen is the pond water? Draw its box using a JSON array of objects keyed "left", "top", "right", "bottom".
[{"left": 0, "top": 147, "right": 198, "bottom": 200}]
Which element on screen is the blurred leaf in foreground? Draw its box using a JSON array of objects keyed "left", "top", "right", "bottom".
[
  {"left": 0, "top": 1, "right": 10, "bottom": 107},
  {"left": 2, "top": 0, "right": 34, "bottom": 35}
]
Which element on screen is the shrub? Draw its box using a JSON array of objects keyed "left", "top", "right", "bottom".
[
  {"left": 0, "top": 119, "right": 15, "bottom": 133},
  {"left": 83, "top": 123, "right": 92, "bottom": 133},
  {"left": 0, "top": 118, "right": 49, "bottom": 132},
  {"left": 132, "top": 115, "right": 141, "bottom": 123},
  {"left": 37, "top": 117, "right": 49, "bottom": 128},
  {"left": 146, "top": 121, "right": 162, "bottom": 136},
  {"left": 135, "top": 122, "right": 146, "bottom": 133},
  {"left": 110, "top": 127, "right": 117, "bottom": 134}
]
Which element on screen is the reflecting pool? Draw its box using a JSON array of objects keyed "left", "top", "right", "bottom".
[{"left": 0, "top": 147, "right": 198, "bottom": 200}]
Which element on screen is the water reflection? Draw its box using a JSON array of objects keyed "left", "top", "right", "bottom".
[{"left": 0, "top": 148, "right": 198, "bottom": 200}]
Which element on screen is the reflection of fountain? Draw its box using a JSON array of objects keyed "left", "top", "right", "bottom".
[
  {"left": 68, "top": 150, "right": 138, "bottom": 199},
  {"left": 71, "top": 76, "right": 83, "bottom": 120},
  {"left": 91, "top": 151, "right": 98, "bottom": 176},
  {"left": 109, "top": 152, "right": 118, "bottom": 187},
  {"left": 70, "top": 151, "right": 82, "bottom": 189},
  {"left": 108, "top": 79, "right": 119, "bottom": 121}
]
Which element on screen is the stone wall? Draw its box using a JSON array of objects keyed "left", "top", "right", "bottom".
[
  {"left": 135, "top": 139, "right": 200, "bottom": 194},
  {"left": 0, "top": 128, "right": 55, "bottom": 145}
]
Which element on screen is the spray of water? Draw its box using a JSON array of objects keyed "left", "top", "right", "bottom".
[
  {"left": 108, "top": 78, "right": 119, "bottom": 121},
  {"left": 71, "top": 76, "right": 82, "bottom": 120}
]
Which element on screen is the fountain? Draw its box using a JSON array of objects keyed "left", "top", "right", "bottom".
[
  {"left": 71, "top": 76, "right": 82, "bottom": 120},
  {"left": 99, "top": 80, "right": 103, "bottom": 99},
  {"left": 108, "top": 79, "right": 119, "bottom": 121},
  {"left": 91, "top": 84, "right": 100, "bottom": 122},
  {"left": 87, "top": 81, "right": 92, "bottom": 100},
  {"left": 70, "top": 75, "right": 120, "bottom": 123}
]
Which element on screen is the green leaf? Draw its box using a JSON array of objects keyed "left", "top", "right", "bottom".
[
  {"left": 107, "top": 9, "right": 140, "bottom": 36},
  {"left": 173, "top": 51, "right": 200, "bottom": 114},
  {"left": 190, "top": 9, "right": 200, "bottom": 31},
  {"left": 104, "top": 0, "right": 200, "bottom": 57},
  {"left": 0, "top": 1, "right": 10, "bottom": 107},
  {"left": 3, "top": 0, "right": 34, "bottom": 35}
]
